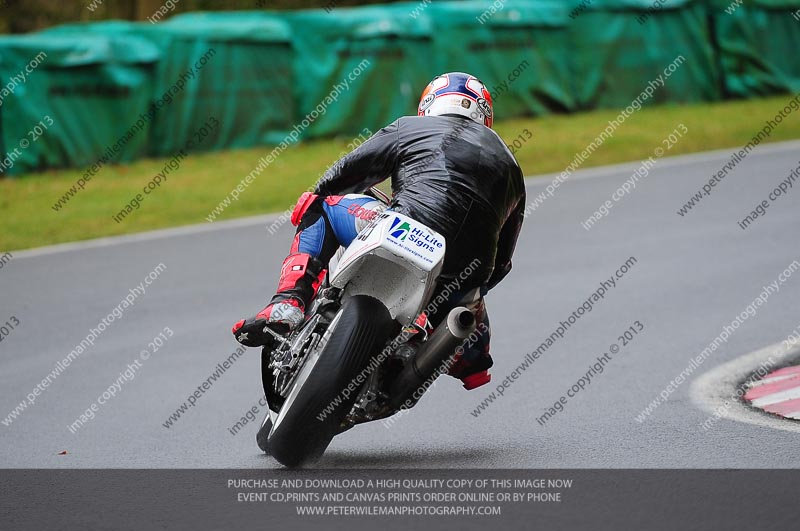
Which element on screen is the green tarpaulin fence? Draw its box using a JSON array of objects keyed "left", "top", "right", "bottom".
[
  {"left": 566, "top": 0, "right": 722, "bottom": 109},
  {"left": 1, "top": 0, "right": 799, "bottom": 175},
  {"left": 282, "top": 5, "right": 436, "bottom": 139},
  {"left": 709, "top": 0, "right": 800, "bottom": 97},
  {"left": 0, "top": 32, "right": 158, "bottom": 175},
  {"left": 43, "top": 15, "right": 294, "bottom": 157},
  {"left": 157, "top": 13, "right": 295, "bottom": 154},
  {"left": 429, "top": 1, "right": 575, "bottom": 118}
]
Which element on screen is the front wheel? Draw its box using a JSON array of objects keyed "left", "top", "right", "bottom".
[{"left": 267, "top": 295, "right": 396, "bottom": 467}]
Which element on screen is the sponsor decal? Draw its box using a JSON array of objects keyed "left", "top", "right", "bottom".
[
  {"left": 477, "top": 97, "right": 492, "bottom": 118},
  {"left": 355, "top": 212, "right": 388, "bottom": 242},
  {"left": 419, "top": 93, "right": 435, "bottom": 112},
  {"left": 389, "top": 217, "right": 412, "bottom": 241},
  {"left": 388, "top": 217, "right": 443, "bottom": 253},
  {"left": 347, "top": 203, "right": 379, "bottom": 222}
]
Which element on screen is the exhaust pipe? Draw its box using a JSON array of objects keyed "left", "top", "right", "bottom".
[{"left": 388, "top": 307, "right": 476, "bottom": 410}]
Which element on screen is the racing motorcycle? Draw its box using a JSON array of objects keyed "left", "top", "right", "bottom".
[{"left": 256, "top": 193, "right": 477, "bottom": 468}]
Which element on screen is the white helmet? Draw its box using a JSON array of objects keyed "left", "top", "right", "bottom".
[{"left": 417, "top": 72, "right": 493, "bottom": 128}]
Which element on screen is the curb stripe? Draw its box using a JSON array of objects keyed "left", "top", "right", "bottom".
[
  {"left": 747, "top": 373, "right": 799, "bottom": 388},
  {"left": 749, "top": 385, "right": 800, "bottom": 408},
  {"left": 744, "top": 375, "right": 800, "bottom": 400},
  {"left": 762, "top": 397, "right": 800, "bottom": 417}
]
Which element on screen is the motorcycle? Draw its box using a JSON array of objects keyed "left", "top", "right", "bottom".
[{"left": 256, "top": 194, "right": 477, "bottom": 467}]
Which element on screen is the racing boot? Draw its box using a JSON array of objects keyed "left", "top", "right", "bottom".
[
  {"left": 233, "top": 253, "right": 326, "bottom": 347},
  {"left": 448, "top": 350, "right": 493, "bottom": 390},
  {"left": 447, "top": 297, "right": 493, "bottom": 390}
]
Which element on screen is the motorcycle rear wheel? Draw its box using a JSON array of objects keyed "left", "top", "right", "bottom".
[
  {"left": 267, "top": 295, "right": 395, "bottom": 468},
  {"left": 256, "top": 415, "right": 271, "bottom": 454}
]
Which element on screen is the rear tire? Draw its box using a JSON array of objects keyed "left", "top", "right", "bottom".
[
  {"left": 256, "top": 415, "right": 272, "bottom": 454},
  {"left": 267, "top": 295, "right": 396, "bottom": 468}
]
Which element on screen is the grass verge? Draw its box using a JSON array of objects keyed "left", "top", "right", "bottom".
[{"left": 1, "top": 95, "right": 799, "bottom": 251}]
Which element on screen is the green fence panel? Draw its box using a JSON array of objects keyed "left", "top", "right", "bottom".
[
  {"left": 0, "top": 33, "right": 158, "bottom": 176},
  {"left": 429, "top": 0, "right": 575, "bottom": 118},
  {"left": 284, "top": 5, "right": 436, "bottom": 139},
  {"left": 709, "top": 0, "right": 800, "bottom": 97},
  {"left": 160, "top": 13, "right": 295, "bottom": 154},
  {"left": 5, "top": 1, "right": 799, "bottom": 176},
  {"left": 47, "top": 15, "right": 295, "bottom": 157},
  {"left": 566, "top": 0, "right": 722, "bottom": 109}
]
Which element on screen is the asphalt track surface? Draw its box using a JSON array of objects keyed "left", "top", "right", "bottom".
[{"left": 2, "top": 141, "right": 799, "bottom": 469}]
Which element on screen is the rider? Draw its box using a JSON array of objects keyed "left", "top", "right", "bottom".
[{"left": 232, "top": 72, "right": 525, "bottom": 391}]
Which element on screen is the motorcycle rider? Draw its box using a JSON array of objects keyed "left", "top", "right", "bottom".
[{"left": 233, "top": 72, "right": 525, "bottom": 390}]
